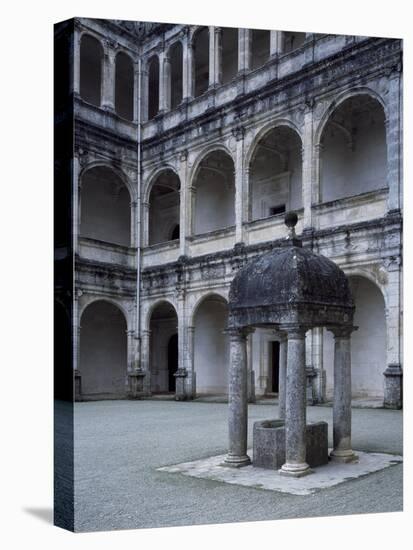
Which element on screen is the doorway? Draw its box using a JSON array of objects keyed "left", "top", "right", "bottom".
[{"left": 168, "top": 333, "right": 178, "bottom": 392}]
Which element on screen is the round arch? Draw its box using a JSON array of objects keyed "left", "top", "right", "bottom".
[
  {"left": 188, "top": 144, "right": 235, "bottom": 185},
  {"left": 80, "top": 297, "right": 129, "bottom": 329},
  {"left": 244, "top": 118, "right": 303, "bottom": 171},
  {"left": 144, "top": 165, "right": 180, "bottom": 205},
  {"left": 189, "top": 290, "right": 229, "bottom": 326},
  {"left": 79, "top": 161, "right": 134, "bottom": 199},
  {"left": 314, "top": 87, "right": 388, "bottom": 147},
  {"left": 145, "top": 298, "right": 178, "bottom": 331}
]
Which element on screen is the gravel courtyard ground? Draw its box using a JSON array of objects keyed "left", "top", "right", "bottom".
[{"left": 74, "top": 400, "right": 403, "bottom": 532}]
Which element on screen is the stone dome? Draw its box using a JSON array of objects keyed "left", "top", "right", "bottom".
[{"left": 228, "top": 215, "right": 354, "bottom": 330}]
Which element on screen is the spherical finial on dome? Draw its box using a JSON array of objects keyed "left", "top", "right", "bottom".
[
  {"left": 285, "top": 211, "right": 298, "bottom": 229},
  {"left": 284, "top": 211, "right": 300, "bottom": 244}
]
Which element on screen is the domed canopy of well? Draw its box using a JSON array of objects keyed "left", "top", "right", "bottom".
[{"left": 228, "top": 217, "right": 354, "bottom": 330}]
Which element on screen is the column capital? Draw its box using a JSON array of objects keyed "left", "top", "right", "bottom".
[
  {"left": 328, "top": 325, "right": 357, "bottom": 338},
  {"left": 179, "top": 149, "right": 188, "bottom": 162},
  {"left": 231, "top": 125, "right": 245, "bottom": 141},
  {"left": 280, "top": 324, "right": 309, "bottom": 338},
  {"left": 224, "top": 327, "right": 254, "bottom": 340}
]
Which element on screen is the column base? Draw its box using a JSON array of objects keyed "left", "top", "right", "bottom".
[
  {"left": 279, "top": 462, "right": 313, "bottom": 477},
  {"left": 329, "top": 449, "right": 359, "bottom": 463},
  {"left": 127, "top": 370, "right": 149, "bottom": 399},
  {"left": 221, "top": 454, "right": 251, "bottom": 468},
  {"left": 383, "top": 364, "right": 403, "bottom": 409}
]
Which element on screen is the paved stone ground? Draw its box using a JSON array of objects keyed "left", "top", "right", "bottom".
[{"left": 73, "top": 400, "right": 403, "bottom": 532}]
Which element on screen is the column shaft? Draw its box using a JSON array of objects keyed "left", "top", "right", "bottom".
[
  {"left": 302, "top": 106, "right": 315, "bottom": 228},
  {"left": 280, "top": 328, "right": 311, "bottom": 476},
  {"left": 224, "top": 330, "right": 251, "bottom": 467},
  {"left": 330, "top": 328, "right": 357, "bottom": 462},
  {"left": 238, "top": 29, "right": 252, "bottom": 72},
  {"left": 178, "top": 152, "right": 188, "bottom": 256},
  {"left": 182, "top": 38, "right": 194, "bottom": 99},
  {"left": 278, "top": 336, "right": 287, "bottom": 420},
  {"left": 102, "top": 49, "right": 115, "bottom": 110},
  {"left": 386, "top": 68, "right": 402, "bottom": 212},
  {"left": 234, "top": 129, "right": 245, "bottom": 244},
  {"left": 208, "top": 27, "right": 216, "bottom": 88}
]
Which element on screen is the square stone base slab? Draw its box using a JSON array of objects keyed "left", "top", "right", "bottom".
[{"left": 157, "top": 449, "right": 402, "bottom": 496}]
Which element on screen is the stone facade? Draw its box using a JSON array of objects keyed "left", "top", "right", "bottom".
[{"left": 70, "top": 18, "right": 403, "bottom": 407}]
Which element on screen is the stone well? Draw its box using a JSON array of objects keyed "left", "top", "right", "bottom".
[{"left": 253, "top": 420, "right": 328, "bottom": 470}]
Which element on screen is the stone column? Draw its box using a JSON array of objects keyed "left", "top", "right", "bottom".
[
  {"left": 384, "top": 259, "right": 402, "bottom": 408},
  {"left": 102, "top": 42, "right": 116, "bottom": 111},
  {"left": 233, "top": 126, "right": 246, "bottom": 244},
  {"left": 313, "top": 327, "right": 326, "bottom": 403},
  {"left": 386, "top": 65, "right": 402, "bottom": 212},
  {"left": 208, "top": 26, "right": 216, "bottom": 88},
  {"left": 313, "top": 143, "right": 323, "bottom": 208},
  {"left": 188, "top": 185, "right": 197, "bottom": 237},
  {"left": 184, "top": 325, "right": 196, "bottom": 398},
  {"left": 142, "top": 201, "right": 150, "bottom": 247},
  {"left": 329, "top": 326, "right": 357, "bottom": 462},
  {"left": 73, "top": 155, "right": 81, "bottom": 255},
  {"left": 133, "top": 61, "right": 139, "bottom": 123},
  {"left": 140, "top": 329, "right": 151, "bottom": 394},
  {"left": 73, "top": 24, "right": 81, "bottom": 96},
  {"left": 238, "top": 28, "right": 252, "bottom": 73},
  {"left": 278, "top": 334, "right": 287, "bottom": 420},
  {"left": 302, "top": 102, "right": 315, "bottom": 228},
  {"left": 280, "top": 326, "right": 311, "bottom": 477},
  {"left": 214, "top": 27, "right": 223, "bottom": 85},
  {"left": 182, "top": 33, "right": 194, "bottom": 100},
  {"left": 161, "top": 52, "right": 171, "bottom": 112},
  {"left": 130, "top": 200, "right": 137, "bottom": 248},
  {"left": 246, "top": 332, "right": 256, "bottom": 403},
  {"left": 383, "top": 364, "right": 403, "bottom": 409},
  {"left": 178, "top": 150, "right": 188, "bottom": 256},
  {"left": 73, "top": 294, "right": 81, "bottom": 401},
  {"left": 140, "top": 65, "right": 149, "bottom": 123},
  {"left": 270, "top": 31, "right": 282, "bottom": 57},
  {"left": 223, "top": 328, "right": 251, "bottom": 467}
]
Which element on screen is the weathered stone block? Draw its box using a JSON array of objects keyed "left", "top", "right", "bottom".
[{"left": 253, "top": 420, "right": 328, "bottom": 470}]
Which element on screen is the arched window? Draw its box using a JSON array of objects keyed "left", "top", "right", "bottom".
[
  {"left": 148, "top": 55, "right": 160, "bottom": 120},
  {"left": 169, "top": 42, "right": 183, "bottom": 109},
  {"left": 221, "top": 28, "right": 238, "bottom": 84},
  {"left": 115, "top": 52, "right": 134, "bottom": 120},
  {"left": 251, "top": 29, "right": 270, "bottom": 69},
  {"left": 148, "top": 170, "right": 180, "bottom": 245},
  {"left": 80, "top": 166, "right": 131, "bottom": 247},
  {"left": 79, "top": 34, "right": 103, "bottom": 106},
  {"left": 319, "top": 94, "right": 387, "bottom": 202},
  {"left": 193, "top": 28, "right": 209, "bottom": 97},
  {"left": 192, "top": 150, "right": 235, "bottom": 234},
  {"left": 249, "top": 126, "right": 303, "bottom": 221}
]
